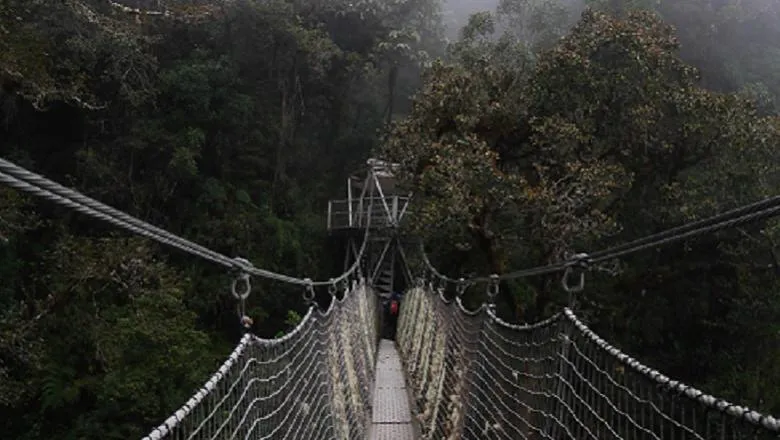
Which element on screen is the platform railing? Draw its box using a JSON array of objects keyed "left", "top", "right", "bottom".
[{"left": 327, "top": 196, "right": 411, "bottom": 230}]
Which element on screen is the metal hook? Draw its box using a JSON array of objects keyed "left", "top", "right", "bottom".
[
  {"left": 561, "top": 266, "right": 585, "bottom": 293},
  {"left": 303, "top": 278, "right": 316, "bottom": 303},
  {"left": 487, "top": 274, "right": 499, "bottom": 300},
  {"left": 340, "top": 277, "right": 349, "bottom": 293},
  {"left": 437, "top": 277, "right": 446, "bottom": 293},
  {"left": 231, "top": 272, "right": 252, "bottom": 300},
  {"left": 328, "top": 278, "right": 338, "bottom": 297},
  {"left": 456, "top": 278, "right": 467, "bottom": 296}
]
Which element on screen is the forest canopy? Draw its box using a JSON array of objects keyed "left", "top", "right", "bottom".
[{"left": 1, "top": 0, "right": 779, "bottom": 438}]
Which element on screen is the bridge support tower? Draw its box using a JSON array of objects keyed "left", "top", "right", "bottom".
[{"left": 327, "top": 158, "right": 413, "bottom": 298}]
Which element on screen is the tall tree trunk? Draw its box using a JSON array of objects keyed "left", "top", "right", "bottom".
[
  {"left": 384, "top": 64, "right": 398, "bottom": 126},
  {"left": 271, "top": 55, "right": 299, "bottom": 210}
]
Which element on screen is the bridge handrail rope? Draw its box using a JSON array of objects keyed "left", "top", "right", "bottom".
[
  {"left": 9, "top": 152, "right": 780, "bottom": 438},
  {"left": 142, "top": 304, "right": 321, "bottom": 440},
  {"left": 402, "top": 266, "right": 780, "bottom": 439},
  {"left": 421, "top": 194, "right": 780, "bottom": 285},
  {"left": 560, "top": 307, "right": 780, "bottom": 431},
  {"left": 0, "top": 157, "right": 373, "bottom": 288},
  {"left": 408, "top": 196, "right": 780, "bottom": 436}
]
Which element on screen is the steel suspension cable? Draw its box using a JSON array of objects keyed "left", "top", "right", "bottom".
[
  {"left": 421, "top": 194, "right": 780, "bottom": 284},
  {"left": 0, "top": 157, "right": 373, "bottom": 287}
]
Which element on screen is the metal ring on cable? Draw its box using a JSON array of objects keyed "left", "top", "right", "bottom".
[
  {"left": 231, "top": 272, "right": 252, "bottom": 300},
  {"left": 456, "top": 278, "right": 467, "bottom": 296},
  {"left": 561, "top": 266, "right": 585, "bottom": 293},
  {"left": 328, "top": 278, "right": 338, "bottom": 297},
  {"left": 562, "top": 252, "right": 589, "bottom": 293},
  {"left": 340, "top": 277, "right": 349, "bottom": 293},
  {"left": 487, "top": 274, "right": 499, "bottom": 299},
  {"left": 303, "top": 278, "right": 316, "bottom": 303}
]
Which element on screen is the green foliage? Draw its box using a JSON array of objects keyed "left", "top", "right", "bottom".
[
  {"left": 275, "top": 309, "right": 304, "bottom": 337},
  {"left": 3, "top": 0, "right": 780, "bottom": 435},
  {"left": 384, "top": 6, "right": 780, "bottom": 416},
  {"left": 0, "top": 0, "right": 445, "bottom": 437}
]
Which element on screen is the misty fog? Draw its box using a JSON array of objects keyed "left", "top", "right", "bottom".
[{"left": 440, "top": 0, "right": 780, "bottom": 111}]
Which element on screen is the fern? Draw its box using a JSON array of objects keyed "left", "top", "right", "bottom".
[
  {"left": 40, "top": 372, "right": 66, "bottom": 412},
  {"left": 39, "top": 369, "right": 80, "bottom": 412}
]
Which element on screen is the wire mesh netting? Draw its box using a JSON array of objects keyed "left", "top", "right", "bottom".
[
  {"left": 396, "top": 284, "right": 780, "bottom": 440},
  {"left": 142, "top": 279, "right": 378, "bottom": 440}
]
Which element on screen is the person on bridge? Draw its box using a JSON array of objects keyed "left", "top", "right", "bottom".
[{"left": 386, "top": 291, "right": 402, "bottom": 339}]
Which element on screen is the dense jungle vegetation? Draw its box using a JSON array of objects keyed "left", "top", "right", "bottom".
[{"left": 1, "top": 0, "right": 779, "bottom": 438}]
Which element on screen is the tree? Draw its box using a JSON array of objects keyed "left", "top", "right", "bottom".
[
  {"left": 1, "top": 0, "right": 429, "bottom": 437},
  {"left": 588, "top": 0, "right": 780, "bottom": 114},
  {"left": 382, "top": 9, "right": 776, "bottom": 320}
]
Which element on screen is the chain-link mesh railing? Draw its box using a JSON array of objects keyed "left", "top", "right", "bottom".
[
  {"left": 142, "top": 279, "right": 379, "bottom": 440},
  {"left": 397, "top": 284, "right": 780, "bottom": 440}
]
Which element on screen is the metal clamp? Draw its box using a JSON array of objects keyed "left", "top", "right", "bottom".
[
  {"left": 328, "top": 278, "right": 338, "bottom": 297},
  {"left": 303, "top": 278, "right": 315, "bottom": 303},
  {"left": 569, "top": 252, "right": 592, "bottom": 270},
  {"left": 231, "top": 256, "right": 253, "bottom": 273}
]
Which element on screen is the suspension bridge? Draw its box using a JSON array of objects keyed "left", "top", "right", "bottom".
[{"left": 1, "top": 156, "right": 780, "bottom": 440}]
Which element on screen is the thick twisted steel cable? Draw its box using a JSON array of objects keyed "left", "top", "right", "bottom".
[
  {"left": 587, "top": 195, "right": 780, "bottom": 262},
  {"left": 587, "top": 201, "right": 780, "bottom": 264},
  {"left": 0, "top": 158, "right": 374, "bottom": 287},
  {"left": 421, "top": 194, "right": 780, "bottom": 284}
]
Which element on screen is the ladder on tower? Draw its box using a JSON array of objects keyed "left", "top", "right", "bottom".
[{"left": 373, "top": 243, "right": 394, "bottom": 298}]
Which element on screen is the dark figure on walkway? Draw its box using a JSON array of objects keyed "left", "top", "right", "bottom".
[{"left": 383, "top": 291, "right": 402, "bottom": 340}]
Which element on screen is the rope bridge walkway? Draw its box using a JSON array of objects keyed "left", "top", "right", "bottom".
[
  {"left": 397, "top": 284, "right": 780, "bottom": 439},
  {"left": 2, "top": 157, "right": 780, "bottom": 439}
]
